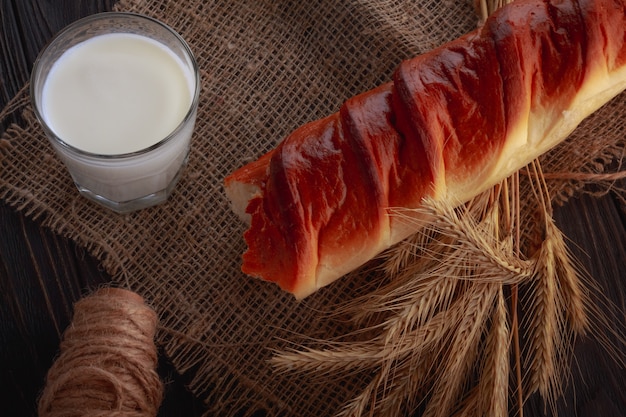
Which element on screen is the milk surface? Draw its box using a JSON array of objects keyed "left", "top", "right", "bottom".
[{"left": 42, "top": 33, "right": 193, "bottom": 155}]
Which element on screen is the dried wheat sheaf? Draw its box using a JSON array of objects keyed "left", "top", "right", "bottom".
[{"left": 271, "top": 158, "right": 625, "bottom": 417}]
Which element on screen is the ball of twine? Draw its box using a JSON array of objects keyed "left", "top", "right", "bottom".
[{"left": 38, "top": 287, "right": 164, "bottom": 417}]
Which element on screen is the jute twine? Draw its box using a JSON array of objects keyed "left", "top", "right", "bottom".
[{"left": 38, "top": 288, "right": 163, "bottom": 417}]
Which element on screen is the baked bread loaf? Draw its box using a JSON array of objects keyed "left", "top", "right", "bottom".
[{"left": 225, "top": 0, "right": 626, "bottom": 299}]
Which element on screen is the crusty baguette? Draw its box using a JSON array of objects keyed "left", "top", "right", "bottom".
[{"left": 225, "top": 0, "right": 626, "bottom": 299}]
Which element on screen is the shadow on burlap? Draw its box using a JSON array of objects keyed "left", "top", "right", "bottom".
[{"left": 1, "top": 0, "right": 625, "bottom": 415}]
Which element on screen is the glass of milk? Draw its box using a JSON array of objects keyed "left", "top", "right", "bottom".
[{"left": 30, "top": 12, "right": 200, "bottom": 213}]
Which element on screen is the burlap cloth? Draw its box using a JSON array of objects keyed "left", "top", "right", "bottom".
[{"left": 1, "top": 0, "right": 625, "bottom": 416}]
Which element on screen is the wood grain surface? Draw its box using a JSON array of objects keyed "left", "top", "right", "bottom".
[{"left": 1, "top": 1, "right": 625, "bottom": 416}]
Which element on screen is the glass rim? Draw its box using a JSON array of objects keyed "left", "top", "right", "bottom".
[{"left": 29, "top": 11, "right": 201, "bottom": 160}]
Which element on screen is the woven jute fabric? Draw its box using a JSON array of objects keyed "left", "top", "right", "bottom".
[{"left": 1, "top": 0, "right": 625, "bottom": 415}]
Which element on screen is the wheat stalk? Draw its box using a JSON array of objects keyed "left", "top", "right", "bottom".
[
  {"left": 390, "top": 199, "right": 534, "bottom": 284},
  {"left": 272, "top": 281, "right": 472, "bottom": 376},
  {"left": 546, "top": 219, "right": 589, "bottom": 334},
  {"left": 423, "top": 282, "right": 498, "bottom": 417},
  {"left": 336, "top": 372, "right": 381, "bottom": 417},
  {"left": 451, "top": 290, "right": 510, "bottom": 417},
  {"left": 477, "top": 286, "right": 510, "bottom": 417},
  {"left": 474, "top": 0, "right": 514, "bottom": 24},
  {"left": 523, "top": 235, "right": 562, "bottom": 412}
]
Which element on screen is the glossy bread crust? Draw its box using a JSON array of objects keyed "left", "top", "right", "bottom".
[{"left": 224, "top": 0, "right": 626, "bottom": 299}]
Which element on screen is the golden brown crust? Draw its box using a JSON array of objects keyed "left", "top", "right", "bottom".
[{"left": 224, "top": 0, "right": 626, "bottom": 298}]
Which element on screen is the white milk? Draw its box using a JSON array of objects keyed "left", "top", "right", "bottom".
[
  {"left": 39, "top": 32, "right": 198, "bottom": 208},
  {"left": 42, "top": 33, "right": 193, "bottom": 154}
]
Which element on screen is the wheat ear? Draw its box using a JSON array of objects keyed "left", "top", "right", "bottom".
[
  {"left": 271, "top": 287, "right": 467, "bottom": 377},
  {"left": 423, "top": 282, "right": 498, "bottom": 417},
  {"left": 520, "top": 160, "right": 571, "bottom": 413},
  {"left": 545, "top": 219, "right": 589, "bottom": 334},
  {"left": 478, "top": 286, "right": 510, "bottom": 417}
]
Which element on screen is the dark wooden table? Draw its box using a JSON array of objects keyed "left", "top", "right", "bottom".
[{"left": 1, "top": 1, "right": 625, "bottom": 417}]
